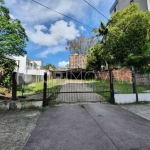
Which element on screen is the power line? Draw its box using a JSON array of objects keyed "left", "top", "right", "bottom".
[
  {"left": 30, "top": 0, "right": 93, "bottom": 29},
  {"left": 83, "top": 0, "right": 109, "bottom": 20}
]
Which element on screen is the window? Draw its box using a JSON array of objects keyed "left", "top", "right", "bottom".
[{"left": 114, "top": 7, "right": 116, "bottom": 12}]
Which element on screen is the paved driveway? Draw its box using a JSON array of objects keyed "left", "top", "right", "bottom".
[{"left": 23, "top": 103, "right": 150, "bottom": 150}]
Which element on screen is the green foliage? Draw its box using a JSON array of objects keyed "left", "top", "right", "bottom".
[
  {"left": 106, "top": 3, "right": 150, "bottom": 69},
  {"left": 0, "top": 1, "right": 28, "bottom": 56},
  {"left": 86, "top": 43, "right": 105, "bottom": 71},
  {"left": 87, "top": 20, "right": 112, "bottom": 70},
  {"left": 0, "top": 0, "right": 28, "bottom": 87},
  {"left": 0, "top": 57, "right": 16, "bottom": 88},
  {"left": 43, "top": 63, "right": 56, "bottom": 70},
  {"left": 92, "top": 20, "right": 109, "bottom": 44}
]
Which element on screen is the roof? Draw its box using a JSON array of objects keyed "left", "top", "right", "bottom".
[
  {"left": 110, "top": 0, "right": 118, "bottom": 13},
  {"left": 4, "top": 55, "right": 16, "bottom": 60}
]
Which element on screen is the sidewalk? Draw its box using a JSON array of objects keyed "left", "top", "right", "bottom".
[{"left": 121, "top": 103, "right": 150, "bottom": 121}]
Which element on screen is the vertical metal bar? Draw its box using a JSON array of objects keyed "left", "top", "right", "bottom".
[
  {"left": 12, "top": 72, "right": 17, "bottom": 100},
  {"left": 132, "top": 70, "right": 138, "bottom": 102},
  {"left": 43, "top": 72, "right": 47, "bottom": 107},
  {"left": 109, "top": 69, "right": 114, "bottom": 101}
]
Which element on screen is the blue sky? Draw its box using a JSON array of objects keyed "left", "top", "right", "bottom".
[{"left": 5, "top": 0, "right": 115, "bottom": 67}]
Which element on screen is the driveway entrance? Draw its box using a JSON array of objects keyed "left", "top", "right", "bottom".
[
  {"left": 55, "top": 79, "right": 106, "bottom": 103},
  {"left": 23, "top": 103, "right": 150, "bottom": 150}
]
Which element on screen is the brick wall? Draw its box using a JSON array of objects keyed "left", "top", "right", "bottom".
[
  {"left": 96, "top": 67, "right": 132, "bottom": 81},
  {"left": 69, "top": 54, "right": 86, "bottom": 69}
]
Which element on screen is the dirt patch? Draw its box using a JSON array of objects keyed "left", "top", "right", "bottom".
[{"left": 0, "top": 86, "right": 11, "bottom": 99}]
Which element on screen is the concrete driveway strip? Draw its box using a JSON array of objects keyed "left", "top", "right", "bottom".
[{"left": 23, "top": 104, "right": 150, "bottom": 150}]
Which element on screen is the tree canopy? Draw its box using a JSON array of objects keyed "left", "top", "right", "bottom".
[
  {"left": 43, "top": 63, "right": 56, "bottom": 70},
  {"left": 87, "top": 3, "right": 150, "bottom": 72},
  {"left": 0, "top": 0, "right": 28, "bottom": 87},
  {"left": 106, "top": 3, "right": 150, "bottom": 70},
  {"left": 0, "top": 0, "right": 28, "bottom": 57},
  {"left": 66, "top": 36, "right": 96, "bottom": 54}
]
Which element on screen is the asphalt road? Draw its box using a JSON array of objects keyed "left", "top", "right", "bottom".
[{"left": 23, "top": 103, "right": 150, "bottom": 150}]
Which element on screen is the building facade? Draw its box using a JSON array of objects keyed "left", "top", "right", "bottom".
[
  {"left": 69, "top": 54, "right": 87, "bottom": 69},
  {"left": 110, "top": 0, "right": 150, "bottom": 15},
  {"left": 13, "top": 55, "right": 45, "bottom": 84}
]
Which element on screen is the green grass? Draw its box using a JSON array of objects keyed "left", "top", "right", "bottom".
[
  {"left": 17, "top": 79, "right": 64, "bottom": 96},
  {"left": 90, "top": 80, "right": 150, "bottom": 100}
]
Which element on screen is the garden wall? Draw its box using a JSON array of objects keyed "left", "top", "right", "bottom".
[
  {"left": 115, "top": 93, "right": 150, "bottom": 104},
  {"left": 96, "top": 67, "right": 132, "bottom": 81}
]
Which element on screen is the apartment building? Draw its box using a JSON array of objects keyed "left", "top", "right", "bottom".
[
  {"left": 110, "top": 0, "right": 150, "bottom": 15},
  {"left": 69, "top": 54, "right": 86, "bottom": 69}
]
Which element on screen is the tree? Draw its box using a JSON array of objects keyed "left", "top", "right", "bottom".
[
  {"left": 66, "top": 36, "right": 96, "bottom": 54},
  {"left": 89, "top": 20, "right": 111, "bottom": 70},
  {"left": 0, "top": 0, "right": 28, "bottom": 87},
  {"left": 43, "top": 63, "right": 56, "bottom": 70},
  {"left": 86, "top": 43, "right": 113, "bottom": 71},
  {"left": 92, "top": 20, "right": 109, "bottom": 45},
  {"left": 106, "top": 3, "right": 150, "bottom": 70}
]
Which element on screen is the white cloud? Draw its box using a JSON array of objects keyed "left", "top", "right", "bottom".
[
  {"left": 27, "top": 20, "right": 80, "bottom": 47},
  {"left": 58, "top": 61, "right": 69, "bottom": 68},
  {"left": 36, "top": 46, "right": 66, "bottom": 58},
  {"left": 5, "top": 0, "right": 88, "bottom": 25},
  {"left": 4, "top": 0, "right": 115, "bottom": 57},
  {"left": 80, "top": 26, "right": 86, "bottom": 31},
  {"left": 5, "top": 0, "right": 114, "bottom": 26}
]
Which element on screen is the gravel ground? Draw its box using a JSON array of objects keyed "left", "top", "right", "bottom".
[
  {"left": 121, "top": 103, "right": 150, "bottom": 121},
  {"left": 55, "top": 80, "right": 105, "bottom": 103},
  {"left": 0, "top": 110, "right": 40, "bottom": 150}
]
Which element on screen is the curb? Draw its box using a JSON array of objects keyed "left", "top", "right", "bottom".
[{"left": 0, "top": 100, "right": 43, "bottom": 110}]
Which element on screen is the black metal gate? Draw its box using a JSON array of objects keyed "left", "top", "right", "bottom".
[{"left": 43, "top": 69, "right": 114, "bottom": 106}]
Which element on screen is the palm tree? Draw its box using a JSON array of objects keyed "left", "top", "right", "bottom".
[{"left": 92, "top": 20, "right": 109, "bottom": 45}]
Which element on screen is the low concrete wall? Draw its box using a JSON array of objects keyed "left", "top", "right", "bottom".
[
  {"left": 115, "top": 93, "right": 150, "bottom": 104},
  {"left": 0, "top": 100, "right": 43, "bottom": 110}
]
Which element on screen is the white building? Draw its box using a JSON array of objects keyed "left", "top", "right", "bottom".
[{"left": 13, "top": 55, "right": 45, "bottom": 85}]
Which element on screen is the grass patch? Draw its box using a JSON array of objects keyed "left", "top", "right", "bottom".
[
  {"left": 90, "top": 80, "right": 150, "bottom": 102},
  {"left": 17, "top": 79, "right": 64, "bottom": 96}
]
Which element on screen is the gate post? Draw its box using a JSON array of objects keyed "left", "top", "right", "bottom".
[
  {"left": 12, "top": 72, "right": 17, "bottom": 100},
  {"left": 131, "top": 68, "right": 138, "bottom": 102},
  {"left": 43, "top": 72, "right": 47, "bottom": 107},
  {"left": 109, "top": 69, "right": 114, "bottom": 101}
]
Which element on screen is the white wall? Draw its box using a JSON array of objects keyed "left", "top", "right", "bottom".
[
  {"left": 14, "top": 55, "right": 27, "bottom": 74},
  {"left": 27, "top": 69, "right": 45, "bottom": 75},
  {"left": 13, "top": 55, "right": 43, "bottom": 74},
  {"left": 115, "top": 93, "right": 150, "bottom": 104},
  {"left": 34, "top": 60, "right": 43, "bottom": 69},
  {"left": 147, "top": 0, "right": 150, "bottom": 11}
]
